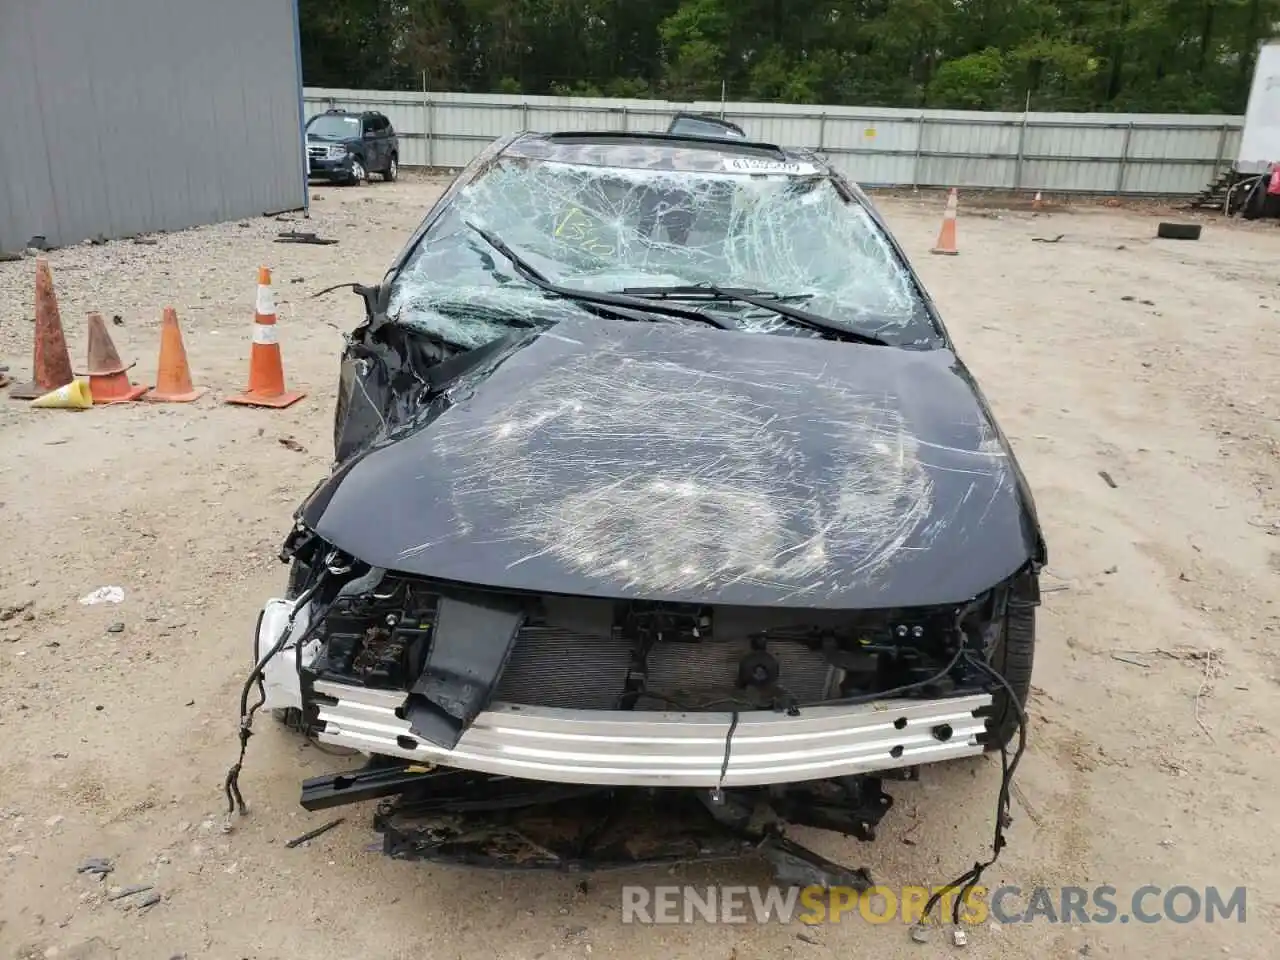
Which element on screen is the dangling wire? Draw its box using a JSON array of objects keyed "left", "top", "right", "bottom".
[
  {"left": 308, "top": 281, "right": 362, "bottom": 300},
  {"left": 223, "top": 574, "right": 329, "bottom": 816},
  {"left": 719, "top": 710, "right": 741, "bottom": 786},
  {"left": 919, "top": 650, "right": 1028, "bottom": 927}
]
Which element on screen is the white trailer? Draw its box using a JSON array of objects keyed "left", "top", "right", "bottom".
[
  {"left": 1237, "top": 40, "right": 1280, "bottom": 175},
  {"left": 1192, "top": 41, "right": 1280, "bottom": 215}
]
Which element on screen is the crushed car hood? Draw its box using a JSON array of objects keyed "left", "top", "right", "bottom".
[{"left": 302, "top": 317, "right": 1040, "bottom": 609}]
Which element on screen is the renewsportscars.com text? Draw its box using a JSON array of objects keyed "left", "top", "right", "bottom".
[{"left": 621, "top": 884, "right": 1247, "bottom": 926}]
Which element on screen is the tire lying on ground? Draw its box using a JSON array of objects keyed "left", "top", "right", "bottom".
[{"left": 1156, "top": 222, "right": 1202, "bottom": 241}]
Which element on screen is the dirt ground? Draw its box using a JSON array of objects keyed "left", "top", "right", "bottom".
[{"left": 1, "top": 176, "right": 1278, "bottom": 960}]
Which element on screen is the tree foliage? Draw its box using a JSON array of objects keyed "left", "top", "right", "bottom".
[{"left": 299, "top": 0, "right": 1279, "bottom": 112}]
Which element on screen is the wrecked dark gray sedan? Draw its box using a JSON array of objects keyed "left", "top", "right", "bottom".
[{"left": 236, "top": 128, "right": 1046, "bottom": 883}]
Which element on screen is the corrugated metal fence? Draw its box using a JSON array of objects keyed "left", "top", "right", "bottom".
[{"left": 304, "top": 87, "right": 1242, "bottom": 196}]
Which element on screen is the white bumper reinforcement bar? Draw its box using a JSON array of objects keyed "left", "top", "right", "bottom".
[
  {"left": 254, "top": 599, "right": 992, "bottom": 788},
  {"left": 310, "top": 679, "right": 992, "bottom": 788}
]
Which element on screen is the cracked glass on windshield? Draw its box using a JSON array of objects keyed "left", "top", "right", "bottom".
[{"left": 387, "top": 154, "right": 934, "bottom": 349}]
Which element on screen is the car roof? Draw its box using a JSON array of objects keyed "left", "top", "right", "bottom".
[
  {"left": 502, "top": 130, "right": 830, "bottom": 175},
  {"left": 313, "top": 108, "right": 382, "bottom": 119}
]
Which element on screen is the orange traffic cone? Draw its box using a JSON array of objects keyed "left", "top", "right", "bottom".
[
  {"left": 226, "top": 267, "right": 304, "bottom": 409},
  {"left": 1032, "top": 191, "right": 1044, "bottom": 211},
  {"left": 79, "top": 312, "right": 148, "bottom": 404},
  {"left": 10, "top": 258, "right": 75, "bottom": 400},
  {"left": 147, "top": 307, "right": 204, "bottom": 403},
  {"left": 930, "top": 188, "right": 960, "bottom": 256}
]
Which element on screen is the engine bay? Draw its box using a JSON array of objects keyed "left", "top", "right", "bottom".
[
  {"left": 295, "top": 565, "right": 1002, "bottom": 729},
  {"left": 220, "top": 537, "right": 1031, "bottom": 924}
]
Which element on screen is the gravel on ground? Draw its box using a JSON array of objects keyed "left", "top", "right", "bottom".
[{"left": 1, "top": 176, "right": 1277, "bottom": 960}]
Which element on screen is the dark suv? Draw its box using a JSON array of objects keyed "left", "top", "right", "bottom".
[{"left": 305, "top": 109, "right": 399, "bottom": 185}]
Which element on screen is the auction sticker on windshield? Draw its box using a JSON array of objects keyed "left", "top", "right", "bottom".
[{"left": 722, "top": 157, "right": 820, "bottom": 176}]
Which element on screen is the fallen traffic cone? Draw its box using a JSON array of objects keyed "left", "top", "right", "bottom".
[
  {"left": 930, "top": 188, "right": 960, "bottom": 256},
  {"left": 226, "top": 266, "right": 305, "bottom": 409},
  {"left": 10, "top": 258, "right": 75, "bottom": 400},
  {"left": 30, "top": 378, "right": 93, "bottom": 410},
  {"left": 147, "top": 307, "right": 204, "bottom": 403},
  {"left": 80, "top": 312, "right": 148, "bottom": 404}
]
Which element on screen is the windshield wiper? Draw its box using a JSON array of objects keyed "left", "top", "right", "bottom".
[
  {"left": 717, "top": 288, "right": 890, "bottom": 345},
  {"left": 621, "top": 285, "right": 814, "bottom": 304},
  {"left": 708, "top": 286, "right": 890, "bottom": 345},
  {"left": 621, "top": 284, "right": 887, "bottom": 345},
  {"left": 463, "top": 222, "right": 731, "bottom": 330}
]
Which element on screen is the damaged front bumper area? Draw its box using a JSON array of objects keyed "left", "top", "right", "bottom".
[
  {"left": 301, "top": 763, "right": 905, "bottom": 883},
  {"left": 310, "top": 680, "right": 989, "bottom": 787},
  {"left": 251, "top": 556, "right": 1029, "bottom": 877},
  {"left": 254, "top": 596, "right": 992, "bottom": 790}
]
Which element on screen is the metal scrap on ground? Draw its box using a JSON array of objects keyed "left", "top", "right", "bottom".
[
  {"left": 275, "top": 231, "right": 338, "bottom": 245},
  {"left": 285, "top": 817, "right": 345, "bottom": 848},
  {"left": 107, "top": 884, "right": 153, "bottom": 902}
]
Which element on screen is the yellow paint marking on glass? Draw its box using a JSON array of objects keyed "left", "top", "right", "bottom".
[{"left": 554, "top": 206, "right": 617, "bottom": 258}]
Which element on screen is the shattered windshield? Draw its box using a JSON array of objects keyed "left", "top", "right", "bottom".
[{"left": 387, "top": 156, "right": 935, "bottom": 349}]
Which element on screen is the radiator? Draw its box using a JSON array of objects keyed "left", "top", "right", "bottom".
[{"left": 493, "top": 625, "right": 838, "bottom": 709}]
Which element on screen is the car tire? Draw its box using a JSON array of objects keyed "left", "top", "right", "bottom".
[
  {"left": 1156, "top": 221, "right": 1202, "bottom": 241},
  {"left": 285, "top": 557, "right": 311, "bottom": 600},
  {"left": 977, "top": 598, "right": 1036, "bottom": 751},
  {"left": 348, "top": 157, "right": 366, "bottom": 186},
  {"left": 381, "top": 154, "right": 398, "bottom": 182},
  {"left": 271, "top": 558, "right": 317, "bottom": 731},
  {"left": 271, "top": 707, "right": 305, "bottom": 728}
]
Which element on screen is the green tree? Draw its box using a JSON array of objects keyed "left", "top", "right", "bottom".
[
  {"left": 927, "top": 47, "right": 1011, "bottom": 107},
  {"left": 297, "top": 0, "right": 1280, "bottom": 112}
]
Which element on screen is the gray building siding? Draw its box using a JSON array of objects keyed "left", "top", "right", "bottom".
[{"left": 0, "top": 0, "right": 306, "bottom": 253}]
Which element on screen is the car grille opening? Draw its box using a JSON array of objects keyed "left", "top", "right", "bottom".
[
  {"left": 306, "top": 579, "right": 970, "bottom": 717},
  {"left": 493, "top": 624, "right": 839, "bottom": 710}
]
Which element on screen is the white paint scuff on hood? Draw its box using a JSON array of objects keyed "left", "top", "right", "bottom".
[{"left": 412, "top": 340, "right": 985, "bottom": 599}]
